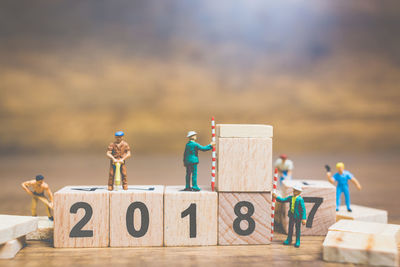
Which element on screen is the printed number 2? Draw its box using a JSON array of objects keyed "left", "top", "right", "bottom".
[
  {"left": 69, "top": 202, "right": 93, "bottom": 237},
  {"left": 181, "top": 203, "right": 196, "bottom": 238},
  {"left": 303, "top": 197, "right": 323, "bottom": 228}
]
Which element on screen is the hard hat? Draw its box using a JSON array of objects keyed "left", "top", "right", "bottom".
[
  {"left": 336, "top": 162, "right": 345, "bottom": 169},
  {"left": 115, "top": 131, "right": 125, "bottom": 137},
  {"left": 280, "top": 154, "right": 288, "bottom": 160},
  {"left": 187, "top": 131, "right": 197, "bottom": 138},
  {"left": 292, "top": 184, "right": 302, "bottom": 192}
]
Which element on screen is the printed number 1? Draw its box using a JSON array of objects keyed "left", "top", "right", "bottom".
[
  {"left": 303, "top": 197, "right": 323, "bottom": 228},
  {"left": 181, "top": 203, "right": 196, "bottom": 238}
]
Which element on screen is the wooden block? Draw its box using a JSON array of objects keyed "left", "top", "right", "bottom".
[
  {"left": 336, "top": 204, "right": 388, "bottom": 223},
  {"left": 53, "top": 186, "right": 109, "bottom": 248},
  {"left": 110, "top": 185, "right": 164, "bottom": 247},
  {"left": 26, "top": 216, "right": 54, "bottom": 241},
  {"left": 218, "top": 192, "right": 271, "bottom": 245},
  {"left": 164, "top": 186, "right": 217, "bottom": 246},
  {"left": 329, "top": 219, "right": 400, "bottom": 243},
  {"left": 217, "top": 124, "right": 273, "bottom": 138},
  {"left": 0, "top": 236, "right": 25, "bottom": 259},
  {"left": 280, "top": 180, "right": 336, "bottom": 236},
  {"left": 323, "top": 220, "right": 400, "bottom": 266},
  {"left": 216, "top": 137, "right": 272, "bottom": 192},
  {"left": 0, "top": 215, "right": 38, "bottom": 244}
]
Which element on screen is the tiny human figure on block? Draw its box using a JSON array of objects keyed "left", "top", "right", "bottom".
[
  {"left": 107, "top": 131, "right": 131, "bottom": 191},
  {"left": 274, "top": 154, "right": 294, "bottom": 188}
]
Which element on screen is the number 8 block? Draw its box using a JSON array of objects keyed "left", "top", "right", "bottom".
[
  {"left": 54, "top": 186, "right": 109, "bottom": 248},
  {"left": 218, "top": 192, "right": 271, "bottom": 245}
]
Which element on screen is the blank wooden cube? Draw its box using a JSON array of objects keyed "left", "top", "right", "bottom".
[
  {"left": 54, "top": 186, "right": 109, "bottom": 248},
  {"left": 336, "top": 204, "right": 388, "bottom": 223},
  {"left": 217, "top": 137, "right": 272, "bottom": 192},
  {"left": 281, "top": 180, "right": 336, "bottom": 235},
  {"left": 219, "top": 192, "right": 271, "bottom": 245},
  {"left": 217, "top": 124, "right": 273, "bottom": 138},
  {"left": 0, "top": 215, "right": 38, "bottom": 244},
  {"left": 323, "top": 220, "right": 400, "bottom": 266},
  {"left": 110, "top": 185, "right": 164, "bottom": 247},
  {"left": 0, "top": 236, "right": 25, "bottom": 259},
  {"left": 164, "top": 186, "right": 217, "bottom": 246}
]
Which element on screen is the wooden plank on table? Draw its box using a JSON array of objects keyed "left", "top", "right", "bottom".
[
  {"left": 0, "top": 215, "right": 38, "bottom": 244},
  {"left": 336, "top": 204, "right": 388, "bottom": 223},
  {"left": 0, "top": 236, "right": 26, "bottom": 259}
]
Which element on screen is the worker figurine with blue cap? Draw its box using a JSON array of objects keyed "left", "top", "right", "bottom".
[
  {"left": 183, "top": 131, "right": 215, "bottom": 191},
  {"left": 106, "top": 131, "right": 131, "bottom": 191},
  {"left": 272, "top": 184, "right": 306, "bottom": 248},
  {"left": 325, "top": 162, "right": 362, "bottom": 212}
]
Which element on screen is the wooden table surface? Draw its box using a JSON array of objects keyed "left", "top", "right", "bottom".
[{"left": 0, "top": 153, "right": 399, "bottom": 266}]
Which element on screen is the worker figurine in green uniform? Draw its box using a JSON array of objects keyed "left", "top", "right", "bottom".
[
  {"left": 272, "top": 184, "right": 306, "bottom": 248},
  {"left": 183, "top": 131, "right": 215, "bottom": 191}
]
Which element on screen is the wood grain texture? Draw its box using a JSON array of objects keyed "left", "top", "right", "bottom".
[
  {"left": 26, "top": 216, "right": 53, "bottom": 241},
  {"left": 0, "top": 236, "right": 25, "bottom": 259},
  {"left": 164, "top": 186, "right": 217, "bottom": 246},
  {"left": 218, "top": 192, "right": 271, "bottom": 245},
  {"left": 110, "top": 185, "right": 164, "bottom": 247},
  {"left": 53, "top": 186, "right": 109, "bottom": 248},
  {"left": 216, "top": 124, "right": 273, "bottom": 138},
  {"left": 0, "top": 215, "right": 38, "bottom": 244},
  {"left": 281, "top": 180, "right": 336, "bottom": 236},
  {"left": 336, "top": 204, "right": 388, "bottom": 223},
  {"left": 216, "top": 137, "right": 272, "bottom": 192}
]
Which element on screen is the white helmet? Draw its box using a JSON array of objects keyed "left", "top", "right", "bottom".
[
  {"left": 292, "top": 184, "right": 303, "bottom": 192},
  {"left": 187, "top": 131, "right": 197, "bottom": 138}
]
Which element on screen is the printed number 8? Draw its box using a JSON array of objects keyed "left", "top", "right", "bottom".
[{"left": 233, "top": 201, "right": 256, "bottom": 236}]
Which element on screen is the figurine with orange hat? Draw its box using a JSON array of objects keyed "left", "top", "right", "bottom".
[{"left": 274, "top": 154, "right": 294, "bottom": 187}]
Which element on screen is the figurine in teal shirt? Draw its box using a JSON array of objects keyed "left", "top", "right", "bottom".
[
  {"left": 183, "top": 131, "right": 214, "bottom": 191},
  {"left": 273, "top": 185, "right": 306, "bottom": 248}
]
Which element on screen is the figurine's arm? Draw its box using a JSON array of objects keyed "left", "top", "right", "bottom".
[
  {"left": 45, "top": 184, "right": 54, "bottom": 204},
  {"left": 21, "top": 181, "right": 34, "bottom": 196},
  {"left": 106, "top": 150, "right": 117, "bottom": 163},
  {"left": 350, "top": 177, "right": 362, "bottom": 190},
  {"left": 122, "top": 150, "right": 131, "bottom": 162},
  {"left": 196, "top": 143, "right": 212, "bottom": 151},
  {"left": 325, "top": 165, "right": 335, "bottom": 185},
  {"left": 272, "top": 193, "right": 291, "bottom": 203},
  {"left": 300, "top": 199, "right": 307, "bottom": 224}
]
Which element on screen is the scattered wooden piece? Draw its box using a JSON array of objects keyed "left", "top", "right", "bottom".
[
  {"left": 281, "top": 180, "right": 336, "bottom": 235},
  {"left": 217, "top": 124, "right": 273, "bottom": 138},
  {"left": 164, "top": 186, "right": 217, "bottom": 246},
  {"left": 336, "top": 204, "right": 388, "bottom": 223},
  {"left": 53, "top": 186, "right": 109, "bottom": 248},
  {"left": 216, "top": 137, "right": 272, "bottom": 192},
  {"left": 0, "top": 236, "right": 26, "bottom": 259},
  {"left": 110, "top": 185, "right": 164, "bottom": 247},
  {"left": 26, "top": 216, "right": 54, "bottom": 241},
  {"left": 0, "top": 215, "right": 38, "bottom": 244},
  {"left": 218, "top": 192, "right": 271, "bottom": 245}
]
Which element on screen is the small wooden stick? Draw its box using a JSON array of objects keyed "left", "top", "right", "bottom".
[
  {"left": 271, "top": 168, "right": 278, "bottom": 241},
  {"left": 211, "top": 117, "right": 216, "bottom": 191}
]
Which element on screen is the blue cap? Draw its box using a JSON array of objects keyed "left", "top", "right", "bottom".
[{"left": 115, "top": 131, "right": 124, "bottom": 137}]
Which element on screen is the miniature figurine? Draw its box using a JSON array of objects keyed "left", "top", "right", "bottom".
[
  {"left": 21, "top": 175, "right": 54, "bottom": 221},
  {"left": 325, "top": 162, "right": 362, "bottom": 212},
  {"left": 274, "top": 154, "right": 294, "bottom": 186},
  {"left": 272, "top": 184, "right": 306, "bottom": 248},
  {"left": 107, "top": 131, "right": 131, "bottom": 191},
  {"left": 183, "top": 131, "right": 214, "bottom": 191}
]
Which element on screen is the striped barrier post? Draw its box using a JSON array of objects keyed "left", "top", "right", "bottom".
[
  {"left": 211, "top": 117, "right": 216, "bottom": 191},
  {"left": 271, "top": 168, "right": 278, "bottom": 241}
]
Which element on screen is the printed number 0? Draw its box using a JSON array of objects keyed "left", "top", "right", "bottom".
[
  {"left": 69, "top": 202, "right": 94, "bottom": 237},
  {"left": 126, "top": 202, "right": 149, "bottom": 238},
  {"left": 181, "top": 203, "right": 196, "bottom": 238},
  {"left": 233, "top": 201, "right": 256, "bottom": 236}
]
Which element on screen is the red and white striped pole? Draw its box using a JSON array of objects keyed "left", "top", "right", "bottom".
[
  {"left": 211, "top": 117, "right": 216, "bottom": 191},
  {"left": 271, "top": 168, "right": 278, "bottom": 241}
]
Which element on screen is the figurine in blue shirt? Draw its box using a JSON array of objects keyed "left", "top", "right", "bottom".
[
  {"left": 325, "top": 162, "right": 362, "bottom": 212},
  {"left": 183, "top": 131, "right": 214, "bottom": 191}
]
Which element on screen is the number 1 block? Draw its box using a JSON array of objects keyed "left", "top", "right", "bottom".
[
  {"left": 164, "top": 186, "right": 217, "bottom": 246},
  {"left": 54, "top": 186, "right": 109, "bottom": 248},
  {"left": 219, "top": 192, "right": 271, "bottom": 245}
]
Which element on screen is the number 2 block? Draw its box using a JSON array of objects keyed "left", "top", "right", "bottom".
[
  {"left": 164, "top": 186, "right": 217, "bottom": 246},
  {"left": 218, "top": 192, "right": 271, "bottom": 245},
  {"left": 54, "top": 186, "right": 109, "bottom": 248}
]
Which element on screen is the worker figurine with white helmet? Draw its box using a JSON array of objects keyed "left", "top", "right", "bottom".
[
  {"left": 183, "top": 131, "right": 215, "bottom": 191},
  {"left": 274, "top": 154, "right": 294, "bottom": 187},
  {"left": 272, "top": 184, "right": 306, "bottom": 248},
  {"left": 325, "top": 162, "right": 362, "bottom": 212},
  {"left": 106, "top": 131, "right": 131, "bottom": 191}
]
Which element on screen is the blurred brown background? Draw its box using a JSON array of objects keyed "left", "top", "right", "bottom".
[{"left": 0, "top": 1, "right": 399, "bottom": 221}]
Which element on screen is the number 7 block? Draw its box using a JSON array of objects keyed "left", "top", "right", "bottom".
[{"left": 54, "top": 186, "right": 109, "bottom": 248}]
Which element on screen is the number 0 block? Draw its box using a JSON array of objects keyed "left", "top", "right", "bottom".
[
  {"left": 281, "top": 180, "right": 336, "bottom": 236},
  {"left": 218, "top": 192, "right": 271, "bottom": 245},
  {"left": 110, "top": 185, "right": 164, "bottom": 247},
  {"left": 164, "top": 186, "right": 217, "bottom": 246},
  {"left": 54, "top": 186, "right": 109, "bottom": 248}
]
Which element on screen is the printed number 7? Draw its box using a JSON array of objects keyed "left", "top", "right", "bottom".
[{"left": 302, "top": 197, "right": 323, "bottom": 228}]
